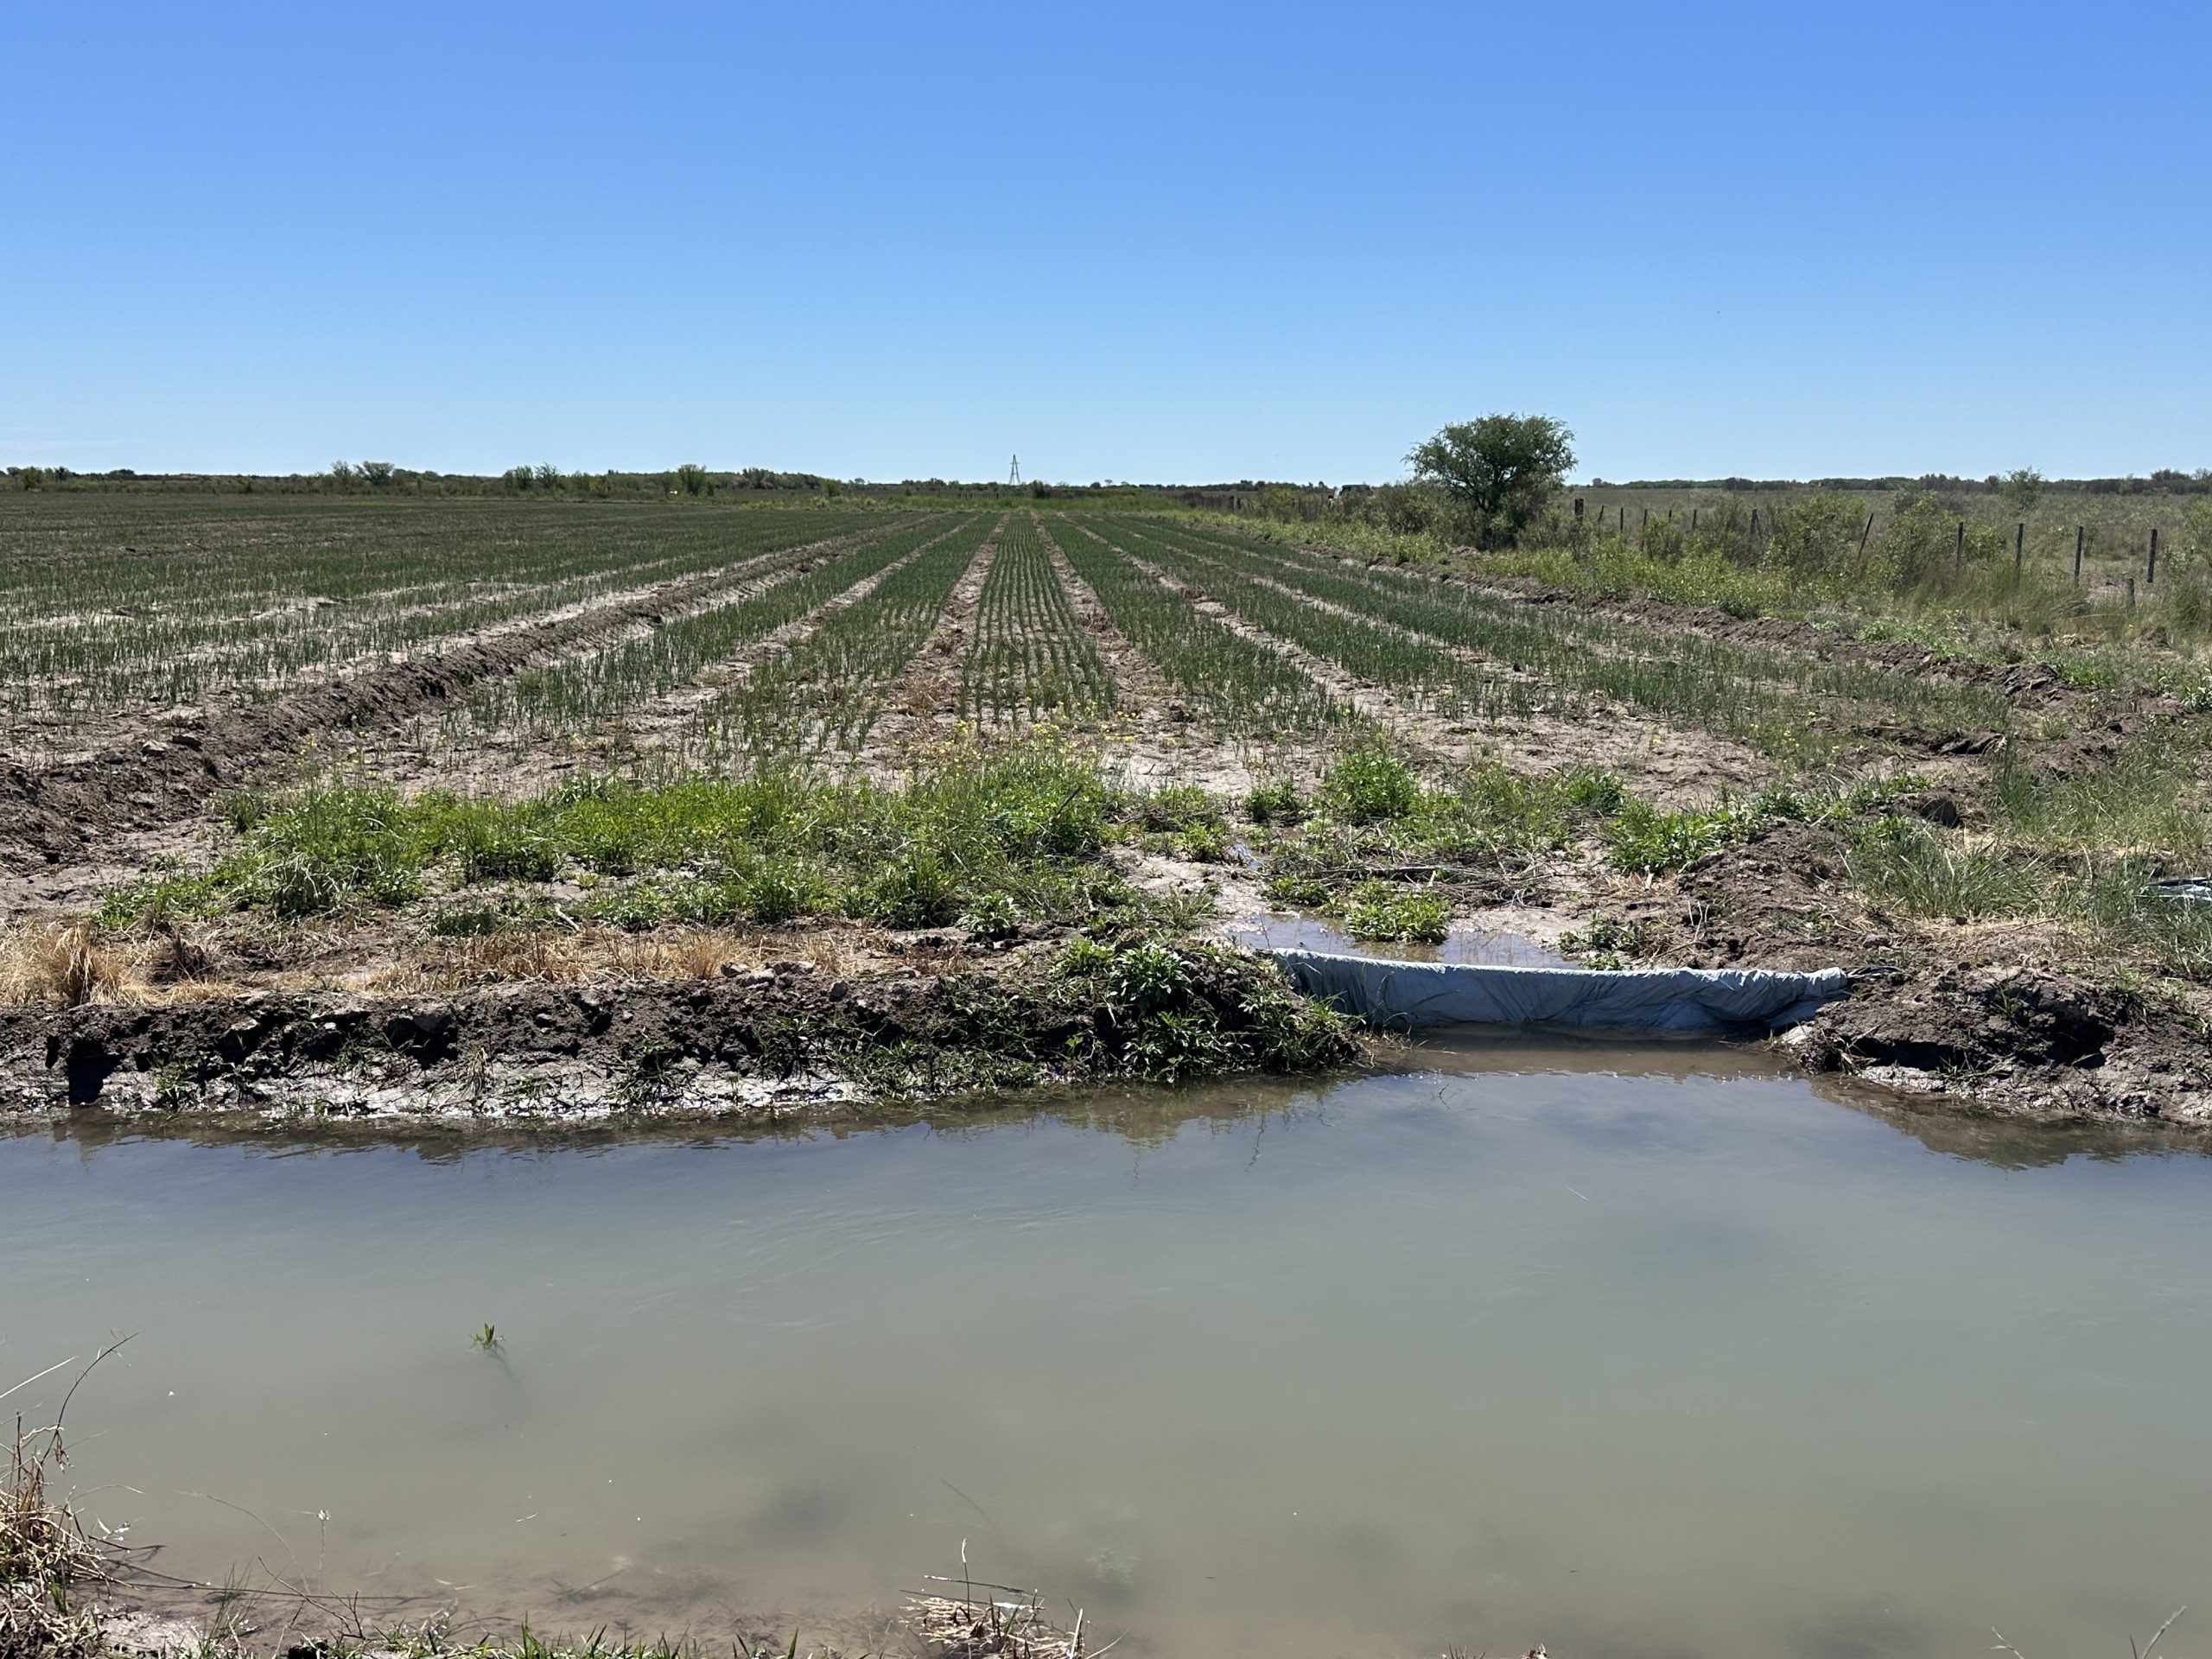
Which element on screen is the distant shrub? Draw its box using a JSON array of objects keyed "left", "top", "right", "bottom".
[{"left": 1767, "top": 489, "right": 1865, "bottom": 579}]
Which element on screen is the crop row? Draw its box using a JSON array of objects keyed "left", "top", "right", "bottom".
[
  {"left": 1103, "top": 516, "right": 2011, "bottom": 753},
  {"left": 956, "top": 514, "right": 1118, "bottom": 727},
  {"left": 696, "top": 514, "right": 1003, "bottom": 759},
  {"left": 1051, "top": 519, "right": 1341, "bottom": 734},
  {"left": 1096, "top": 520, "right": 1521, "bottom": 720},
  {"left": 461, "top": 512, "right": 966, "bottom": 740},
  {"left": 0, "top": 496, "right": 888, "bottom": 753}
]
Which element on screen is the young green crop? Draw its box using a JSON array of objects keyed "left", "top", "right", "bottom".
[
  {"left": 0, "top": 495, "right": 889, "bottom": 762},
  {"left": 956, "top": 514, "right": 1117, "bottom": 726},
  {"left": 1051, "top": 517, "right": 1340, "bottom": 734}
]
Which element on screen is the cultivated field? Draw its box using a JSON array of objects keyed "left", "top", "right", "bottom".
[{"left": 1, "top": 492, "right": 2207, "bottom": 1126}]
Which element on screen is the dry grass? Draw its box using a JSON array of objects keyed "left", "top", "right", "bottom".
[
  {"left": 607, "top": 928, "right": 753, "bottom": 981},
  {"left": 2, "top": 1349, "right": 128, "bottom": 1659},
  {"left": 908, "top": 1592, "right": 1081, "bottom": 1659},
  {"left": 0, "top": 922, "right": 123, "bottom": 1008}
]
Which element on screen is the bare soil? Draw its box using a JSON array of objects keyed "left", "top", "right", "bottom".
[{"left": 0, "top": 933, "right": 1350, "bottom": 1126}]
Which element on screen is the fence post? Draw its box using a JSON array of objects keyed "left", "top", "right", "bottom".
[
  {"left": 1859, "top": 513, "right": 1874, "bottom": 554},
  {"left": 2149, "top": 527, "right": 2159, "bottom": 587},
  {"left": 2074, "top": 525, "right": 2084, "bottom": 585},
  {"left": 1955, "top": 520, "right": 1964, "bottom": 572},
  {"left": 2128, "top": 575, "right": 2137, "bottom": 608},
  {"left": 1618, "top": 505, "right": 1625, "bottom": 532},
  {"left": 1641, "top": 507, "right": 1649, "bottom": 530},
  {"left": 2014, "top": 521, "right": 2024, "bottom": 573},
  {"left": 1691, "top": 507, "right": 1699, "bottom": 531}
]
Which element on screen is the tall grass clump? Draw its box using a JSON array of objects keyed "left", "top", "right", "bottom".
[{"left": 1849, "top": 817, "right": 2045, "bottom": 921}]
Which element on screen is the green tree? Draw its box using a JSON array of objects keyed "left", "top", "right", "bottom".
[
  {"left": 1999, "top": 466, "right": 2044, "bottom": 516},
  {"left": 328, "top": 460, "right": 358, "bottom": 490},
  {"left": 674, "top": 463, "right": 709, "bottom": 496},
  {"left": 1406, "top": 414, "right": 1575, "bottom": 545},
  {"left": 359, "top": 461, "right": 396, "bottom": 487}
]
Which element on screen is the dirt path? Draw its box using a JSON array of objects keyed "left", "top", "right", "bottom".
[{"left": 0, "top": 524, "right": 907, "bottom": 876}]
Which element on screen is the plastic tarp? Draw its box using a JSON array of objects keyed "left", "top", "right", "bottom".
[{"left": 1263, "top": 949, "right": 1848, "bottom": 1034}]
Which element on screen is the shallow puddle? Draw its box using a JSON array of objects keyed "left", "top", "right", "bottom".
[{"left": 5, "top": 1042, "right": 2209, "bottom": 1657}]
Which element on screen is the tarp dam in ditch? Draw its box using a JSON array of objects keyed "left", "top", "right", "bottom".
[{"left": 1264, "top": 950, "right": 1848, "bottom": 1035}]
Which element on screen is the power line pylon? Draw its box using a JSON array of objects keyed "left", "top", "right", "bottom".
[{"left": 1007, "top": 454, "right": 1022, "bottom": 487}]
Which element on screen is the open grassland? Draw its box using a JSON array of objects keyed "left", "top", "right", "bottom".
[{"left": 0, "top": 491, "right": 2207, "bottom": 1127}]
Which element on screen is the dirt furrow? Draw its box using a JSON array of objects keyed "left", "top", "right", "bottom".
[
  {"left": 0, "top": 524, "right": 913, "bottom": 872},
  {"left": 1033, "top": 517, "right": 1183, "bottom": 714},
  {"left": 852, "top": 514, "right": 1007, "bottom": 770}
]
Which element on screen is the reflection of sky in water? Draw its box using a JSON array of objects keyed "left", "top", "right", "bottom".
[
  {"left": 1225, "top": 912, "right": 1573, "bottom": 966},
  {"left": 3, "top": 1062, "right": 2209, "bottom": 1659}
]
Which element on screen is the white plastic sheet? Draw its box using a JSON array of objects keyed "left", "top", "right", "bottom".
[{"left": 1264, "top": 949, "right": 1847, "bottom": 1034}]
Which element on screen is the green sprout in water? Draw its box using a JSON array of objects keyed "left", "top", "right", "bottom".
[{"left": 473, "top": 1323, "right": 500, "bottom": 1351}]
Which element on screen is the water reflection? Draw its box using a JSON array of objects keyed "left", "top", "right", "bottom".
[
  {"left": 3, "top": 1052, "right": 2209, "bottom": 1659},
  {"left": 16, "top": 1033, "right": 2206, "bottom": 1173}
]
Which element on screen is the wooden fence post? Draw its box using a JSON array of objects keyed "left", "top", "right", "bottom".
[
  {"left": 2074, "top": 525, "right": 2084, "bottom": 585},
  {"left": 1954, "top": 520, "right": 1964, "bottom": 571},
  {"left": 2014, "top": 522, "right": 2024, "bottom": 573},
  {"left": 1618, "top": 505, "right": 1625, "bottom": 532},
  {"left": 1859, "top": 513, "right": 1874, "bottom": 554},
  {"left": 2128, "top": 575, "right": 2137, "bottom": 608},
  {"left": 2149, "top": 527, "right": 2159, "bottom": 587}
]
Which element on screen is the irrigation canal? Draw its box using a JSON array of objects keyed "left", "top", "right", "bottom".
[{"left": 5, "top": 1040, "right": 2209, "bottom": 1656}]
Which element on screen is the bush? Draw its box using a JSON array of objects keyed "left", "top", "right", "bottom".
[
  {"left": 1767, "top": 489, "right": 1866, "bottom": 579},
  {"left": 1245, "top": 780, "right": 1306, "bottom": 825},
  {"left": 868, "top": 847, "right": 962, "bottom": 928},
  {"left": 1603, "top": 799, "right": 1758, "bottom": 874},
  {"left": 1318, "top": 747, "right": 1421, "bottom": 823}
]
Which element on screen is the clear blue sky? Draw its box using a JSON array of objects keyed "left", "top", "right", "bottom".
[{"left": 5, "top": 1, "right": 2206, "bottom": 484}]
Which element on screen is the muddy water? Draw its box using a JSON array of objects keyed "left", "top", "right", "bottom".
[{"left": 5, "top": 1045, "right": 2210, "bottom": 1658}]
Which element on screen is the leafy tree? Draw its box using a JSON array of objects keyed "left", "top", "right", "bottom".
[
  {"left": 1407, "top": 414, "right": 1574, "bottom": 545},
  {"left": 328, "top": 460, "right": 358, "bottom": 489},
  {"left": 502, "top": 466, "right": 534, "bottom": 493},
  {"left": 1999, "top": 466, "right": 2044, "bottom": 515},
  {"left": 359, "top": 461, "right": 396, "bottom": 487},
  {"left": 16, "top": 466, "right": 47, "bottom": 491},
  {"left": 674, "top": 463, "right": 709, "bottom": 496},
  {"left": 533, "top": 463, "right": 562, "bottom": 489}
]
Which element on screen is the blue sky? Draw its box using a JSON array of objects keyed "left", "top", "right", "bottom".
[{"left": 5, "top": 1, "right": 2206, "bottom": 484}]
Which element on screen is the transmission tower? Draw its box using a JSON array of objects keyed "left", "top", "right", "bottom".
[{"left": 1007, "top": 454, "right": 1022, "bottom": 487}]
